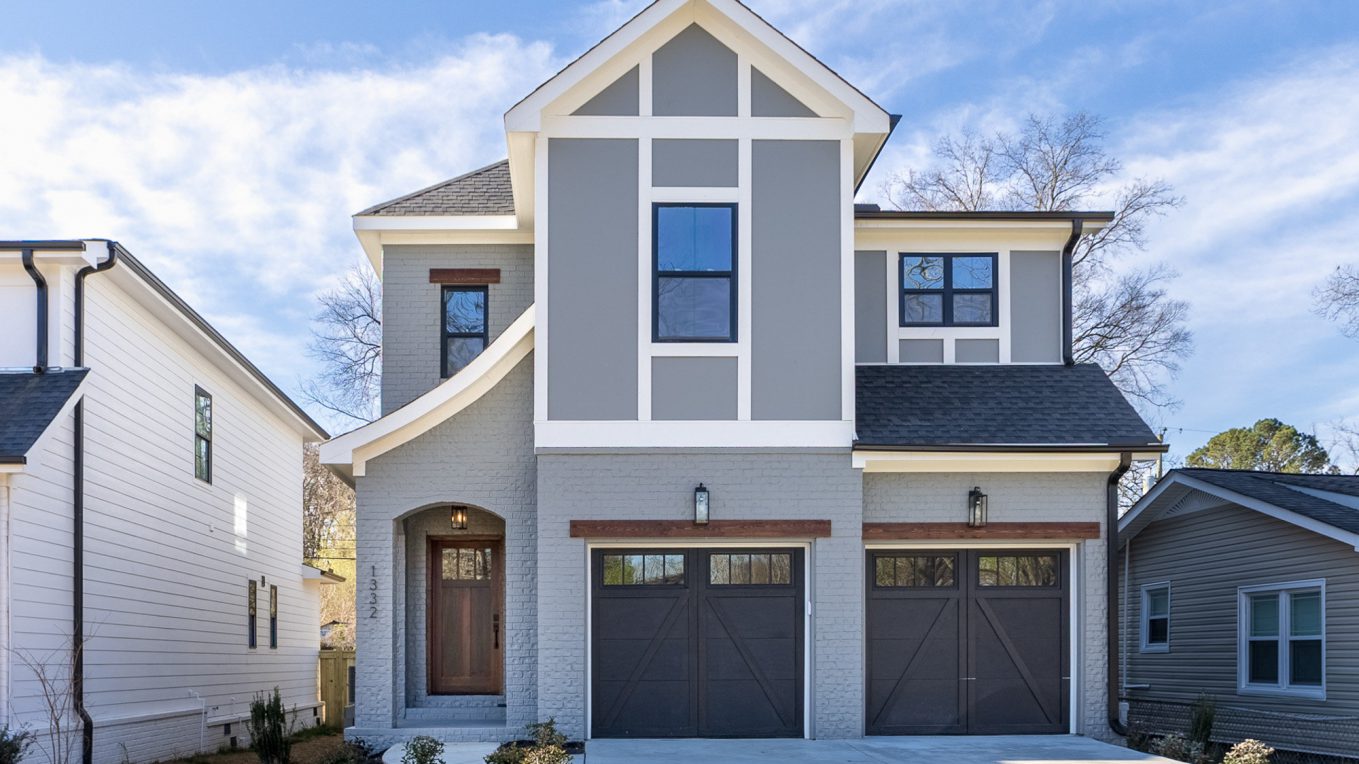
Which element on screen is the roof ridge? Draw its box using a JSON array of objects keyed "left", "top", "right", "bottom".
[{"left": 355, "top": 158, "right": 510, "bottom": 217}]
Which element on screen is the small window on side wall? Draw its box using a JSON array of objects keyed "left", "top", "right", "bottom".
[
  {"left": 442, "top": 286, "right": 488, "bottom": 378},
  {"left": 268, "top": 585, "right": 278, "bottom": 649},
  {"left": 654, "top": 204, "right": 737, "bottom": 342},
  {"left": 900, "top": 253, "right": 997, "bottom": 327},
  {"left": 247, "top": 580, "right": 257, "bottom": 649},
  {"left": 194, "top": 386, "right": 212, "bottom": 483},
  {"left": 1141, "top": 583, "right": 1170, "bottom": 652}
]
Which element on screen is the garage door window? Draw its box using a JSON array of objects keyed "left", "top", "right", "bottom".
[
  {"left": 709, "top": 552, "right": 792, "bottom": 585},
  {"left": 602, "top": 554, "right": 685, "bottom": 585},
  {"left": 873, "top": 554, "right": 956, "bottom": 588},
  {"left": 977, "top": 554, "right": 1059, "bottom": 587}
]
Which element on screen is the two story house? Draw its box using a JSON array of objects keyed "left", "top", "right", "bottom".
[
  {"left": 0, "top": 240, "right": 333, "bottom": 763},
  {"left": 320, "top": 0, "right": 1165, "bottom": 747}
]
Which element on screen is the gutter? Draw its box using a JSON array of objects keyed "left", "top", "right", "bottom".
[
  {"left": 20, "top": 249, "right": 48, "bottom": 373},
  {"left": 850, "top": 442, "right": 1168, "bottom": 454},
  {"left": 1061, "top": 219, "right": 1084, "bottom": 366},
  {"left": 72, "top": 240, "right": 119, "bottom": 764},
  {"left": 1107, "top": 452, "right": 1132, "bottom": 737}
]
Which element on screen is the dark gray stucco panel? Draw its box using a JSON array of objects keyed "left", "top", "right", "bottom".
[
  {"left": 900, "top": 339, "right": 943, "bottom": 363},
  {"left": 652, "top": 139, "right": 738, "bottom": 187},
  {"left": 1010, "top": 250, "right": 1062, "bottom": 363},
  {"left": 651, "top": 357, "right": 738, "bottom": 420},
  {"left": 855, "top": 251, "right": 887, "bottom": 363},
  {"left": 955, "top": 338, "right": 1000, "bottom": 363},
  {"left": 752, "top": 140, "right": 841, "bottom": 420},
  {"left": 547, "top": 138, "right": 639, "bottom": 420},
  {"left": 651, "top": 25, "right": 738, "bottom": 117},
  {"left": 751, "top": 67, "right": 817, "bottom": 118},
  {"left": 573, "top": 65, "right": 640, "bottom": 116}
]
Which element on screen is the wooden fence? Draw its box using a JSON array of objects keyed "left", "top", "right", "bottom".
[{"left": 318, "top": 649, "right": 355, "bottom": 728}]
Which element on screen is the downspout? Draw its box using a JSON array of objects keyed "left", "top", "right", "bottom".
[
  {"left": 1107, "top": 452, "right": 1132, "bottom": 737},
  {"left": 1061, "top": 219, "right": 1084, "bottom": 366},
  {"left": 20, "top": 248, "right": 48, "bottom": 373},
  {"left": 72, "top": 241, "right": 118, "bottom": 764}
]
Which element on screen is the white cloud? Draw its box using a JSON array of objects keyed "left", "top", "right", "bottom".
[{"left": 0, "top": 34, "right": 559, "bottom": 429}]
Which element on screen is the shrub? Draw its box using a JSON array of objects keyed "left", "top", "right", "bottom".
[
  {"left": 1189, "top": 694, "right": 1216, "bottom": 747},
  {"left": 485, "top": 719, "right": 569, "bottom": 764},
  {"left": 1223, "top": 739, "right": 1274, "bottom": 764},
  {"left": 318, "top": 739, "right": 383, "bottom": 764},
  {"left": 1155, "top": 733, "right": 1207, "bottom": 764},
  {"left": 0, "top": 726, "right": 35, "bottom": 764},
  {"left": 402, "top": 736, "right": 444, "bottom": 764},
  {"left": 246, "top": 688, "right": 293, "bottom": 764}
]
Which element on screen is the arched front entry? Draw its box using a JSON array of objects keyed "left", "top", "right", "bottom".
[{"left": 404, "top": 504, "right": 505, "bottom": 697}]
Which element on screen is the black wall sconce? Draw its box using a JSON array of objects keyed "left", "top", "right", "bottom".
[
  {"left": 450, "top": 505, "right": 468, "bottom": 530},
  {"left": 968, "top": 486, "right": 988, "bottom": 528},
  {"left": 694, "top": 483, "right": 710, "bottom": 525}
]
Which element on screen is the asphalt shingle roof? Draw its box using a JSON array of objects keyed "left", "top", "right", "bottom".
[
  {"left": 0, "top": 369, "right": 87, "bottom": 462},
  {"left": 854, "top": 363, "right": 1160, "bottom": 449},
  {"left": 1173, "top": 468, "right": 1359, "bottom": 535},
  {"left": 357, "top": 160, "right": 514, "bottom": 216}
]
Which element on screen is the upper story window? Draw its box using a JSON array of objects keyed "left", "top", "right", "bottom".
[
  {"left": 442, "top": 286, "right": 488, "bottom": 378},
  {"left": 194, "top": 386, "right": 212, "bottom": 483},
  {"left": 900, "top": 253, "right": 997, "bottom": 327},
  {"left": 654, "top": 203, "right": 737, "bottom": 342},
  {"left": 1141, "top": 582, "right": 1170, "bottom": 653},
  {"left": 1239, "top": 580, "right": 1324, "bottom": 698}
]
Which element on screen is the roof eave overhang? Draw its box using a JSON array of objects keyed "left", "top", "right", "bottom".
[
  {"left": 1119, "top": 472, "right": 1359, "bottom": 552},
  {"left": 852, "top": 445, "right": 1162, "bottom": 474},
  {"left": 854, "top": 212, "right": 1115, "bottom": 232},
  {"left": 352, "top": 214, "right": 532, "bottom": 275}
]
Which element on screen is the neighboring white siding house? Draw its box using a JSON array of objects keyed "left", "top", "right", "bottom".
[{"left": 0, "top": 241, "right": 332, "bottom": 764}]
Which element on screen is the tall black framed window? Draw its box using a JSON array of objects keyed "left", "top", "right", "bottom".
[
  {"left": 899, "top": 253, "right": 997, "bottom": 327},
  {"left": 247, "top": 580, "right": 257, "bottom": 649},
  {"left": 442, "top": 286, "right": 488, "bottom": 378},
  {"left": 194, "top": 386, "right": 212, "bottom": 483},
  {"left": 653, "top": 203, "right": 737, "bottom": 342}
]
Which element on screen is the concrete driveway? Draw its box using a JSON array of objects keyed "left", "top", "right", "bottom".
[{"left": 582, "top": 736, "right": 1176, "bottom": 763}]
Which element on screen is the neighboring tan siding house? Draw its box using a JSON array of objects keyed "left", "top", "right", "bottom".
[
  {"left": 0, "top": 241, "right": 334, "bottom": 764},
  {"left": 321, "top": 0, "right": 1165, "bottom": 748},
  {"left": 1119, "top": 469, "right": 1359, "bottom": 759}
]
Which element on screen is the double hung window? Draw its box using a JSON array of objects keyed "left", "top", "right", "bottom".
[
  {"left": 442, "top": 286, "right": 488, "bottom": 377},
  {"left": 654, "top": 204, "right": 737, "bottom": 342},
  {"left": 1141, "top": 583, "right": 1170, "bottom": 652},
  {"left": 1240, "top": 580, "right": 1324, "bottom": 697}
]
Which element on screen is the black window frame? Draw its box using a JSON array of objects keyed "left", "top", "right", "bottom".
[
  {"left": 440, "top": 285, "right": 489, "bottom": 379},
  {"left": 899, "top": 252, "right": 998, "bottom": 327},
  {"left": 247, "top": 579, "right": 257, "bottom": 649},
  {"left": 268, "top": 584, "right": 278, "bottom": 650},
  {"left": 194, "top": 386, "right": 212, "bottom": 484},
  {"left": 652, "top": 202, "right": 738, "bottom": 343}
]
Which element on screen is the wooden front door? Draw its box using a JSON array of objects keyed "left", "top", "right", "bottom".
[{"left": 428, "top": 538, "right": 503, "bottom": 695}]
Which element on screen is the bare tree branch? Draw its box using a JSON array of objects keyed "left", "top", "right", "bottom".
[
  {"left": 304, "top": 264, "right": 382, "bottom": 424},
  {"left": 1314, "top": 264, "right": 1359, "bottom": 338}
]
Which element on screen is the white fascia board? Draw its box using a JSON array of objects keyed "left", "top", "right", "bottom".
[
  {"left": 505, "top": 0, "right": 687, "bottom": 132},
  {"left": 854, "top": 218, "right": 1110, "bottom": 233},
  {"left": 535, "top": 420, "right": 854, "bottom": 449},
  {"left": 320, "top": 306, "right": 535, "bottom": 477},
  {"left": 852, "top": 449, "right": 1125, "bottom": 473},
  {"left": 352, "top": 215, "right": 520, "bottom": 232},
  {"left": 1120, "top": 472, "right": 1359, "bottom": 552}
]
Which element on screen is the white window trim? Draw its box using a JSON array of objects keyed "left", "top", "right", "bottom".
[
  {"left": 1237, "top": 578, "right": 1326, "bottom": 700},
  {"left": 1139, "top": 581, "right": 1171, "bottom": 653}
]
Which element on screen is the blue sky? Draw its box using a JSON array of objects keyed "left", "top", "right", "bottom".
[{"left": 2, "top": 1, "right": 1358, "bottom": 461}]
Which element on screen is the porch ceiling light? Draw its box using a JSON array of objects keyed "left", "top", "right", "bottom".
[
  {"left": 968, "top": 487, "right": 988, "bottom": 528},
  {"left": 450, "top": 505, "right": 468, "bottom": 530},
  {"left": 694, "top": 483, "right": 710, "bottom": 526}
]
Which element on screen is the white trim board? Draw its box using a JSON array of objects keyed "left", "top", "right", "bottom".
[{"left": 853, "top": 450, "right": 1128, "bottom": 473}]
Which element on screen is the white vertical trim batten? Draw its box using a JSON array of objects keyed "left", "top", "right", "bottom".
[
  {"left": 534, "top": 136, "right": 549, "bottom": 423},
  {"left": 637, "top": 138, "right": 653, "bottom": 421},
  {"left": 737, "top": 137, "right": 753, "bottom": 420},
  {"left": 839, "top": 137, "right": 854, "bottom": 421}
]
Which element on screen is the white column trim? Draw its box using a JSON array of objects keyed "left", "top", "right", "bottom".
[
  {"left": 637, "top": 137, "right": 653, "bottom": 422},
  {"left": 885, "top": 252, "right": 899, "bottom": 363}
]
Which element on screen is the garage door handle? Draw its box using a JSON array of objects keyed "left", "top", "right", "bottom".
[
  {"left": 493, "top": 613, "right": 500, "bottom": 649},
  {"left": 961, "top": 677, "right": 976, "bottom": 681}
]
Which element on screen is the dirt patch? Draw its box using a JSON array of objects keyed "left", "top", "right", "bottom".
[{"left": 158, "top": 730, "right": 349, "bottom": 764}]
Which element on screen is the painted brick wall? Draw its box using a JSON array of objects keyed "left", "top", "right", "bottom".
[
  {"left": 536, "top": 449, "right": 865, "bottom": 739},
  {"left": 864, "top": 472, "right": 1113, "bottom": 740},
  {"left": 380, "top": 244, "right": 533, "bottom": 414},
  {"left": 354, "top": 357, "right": 536, "bottom": 733}
]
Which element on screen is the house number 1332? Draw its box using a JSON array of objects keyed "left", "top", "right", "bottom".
[{"left": 368, "top": 565, "right": 379, "bottom": 618}]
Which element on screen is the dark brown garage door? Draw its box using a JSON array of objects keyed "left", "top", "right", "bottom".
[
  {"left": 866, "top": 549, "right": 1069, "bottom": 735},
  {"left": 591, "top": 548, "right": 804, "bottom": 738}
]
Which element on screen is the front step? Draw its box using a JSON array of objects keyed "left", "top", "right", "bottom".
[{"left": 403, "top": 705, "right": 507, "bottom": 724}]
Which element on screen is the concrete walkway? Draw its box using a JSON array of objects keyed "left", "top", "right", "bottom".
[{"left": 583, "top": 736, "right": 1176, "bottom": 763}]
